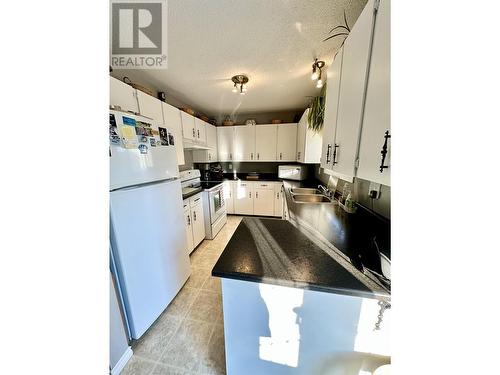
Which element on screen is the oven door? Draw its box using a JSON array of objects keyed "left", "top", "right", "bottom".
[{"left": 209, "top": 187, "right": 225, "bottom": 223}]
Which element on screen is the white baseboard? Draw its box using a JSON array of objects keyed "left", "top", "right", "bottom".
[{"left": 111, "top": 347, "right": 133, "bottom": 375}]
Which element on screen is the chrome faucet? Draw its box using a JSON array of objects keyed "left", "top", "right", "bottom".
[{"left": 318, "top": 185, "right": 333, "bottom": 198}]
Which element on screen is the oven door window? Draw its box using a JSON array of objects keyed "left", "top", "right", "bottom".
[{"left": 212, "top": 190, "right": 224, "bottom": 213}]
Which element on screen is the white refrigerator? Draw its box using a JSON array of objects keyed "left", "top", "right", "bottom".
[{"left": 109, "top": 110, "right": 190, "bottom": 339}]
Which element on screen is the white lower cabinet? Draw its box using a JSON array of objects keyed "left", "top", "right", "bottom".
[
  {"left": 223, "top": 181, "right": 234, "bottom": 214},
  {"left": 234, "top": 181, "right": 254, "bottom": 215},
  {"left": 230, "top": 181, "right": 283, "bottom": 217},
  {"left": 183, "top": 203, "right": 194, "bottom": 254},
  {"left": 253, "top": 183, "right": 275, "bottom": 217},
  {"left": 183, "top": 193, "right": 205, "bottom": 253},
  {"left": 274, "top": 183, "right": 284, "bottom": 218}
]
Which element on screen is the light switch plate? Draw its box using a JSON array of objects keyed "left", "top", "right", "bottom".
[{"left": 369, "top": 181, "right": 381, "bottom": 199}]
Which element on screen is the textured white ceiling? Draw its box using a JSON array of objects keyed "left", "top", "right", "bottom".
[{"left": 111, "top": 0, "right": 367, "bottom": 117}]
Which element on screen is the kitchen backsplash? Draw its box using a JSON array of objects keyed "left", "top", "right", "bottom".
[
  {"left": 315, "top": 166, "right": 390, "bottom": 219},
  {"left": 214, "top": 162, "right": 317, "bottom": 177},
  {"left": 179, "top": 149, "right": 194, "bottom": 172}
]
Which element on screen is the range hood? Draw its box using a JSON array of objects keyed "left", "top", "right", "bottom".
[{"left": 182, "top": 141, "right": 210, "bottom": 150}]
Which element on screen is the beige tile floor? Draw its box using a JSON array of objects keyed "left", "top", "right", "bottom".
[{"left": 121, "top": 215, "right": 244, "bottom": 375}]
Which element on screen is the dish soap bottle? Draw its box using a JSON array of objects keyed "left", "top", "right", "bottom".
[{"left": 344, "top": 193, "right": 356, "bottom": 213}]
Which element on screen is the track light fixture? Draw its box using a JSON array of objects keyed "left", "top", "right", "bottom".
[
  {"left": 311, "top": 58, "right": 325, "bottom": 88},
  {"left": 231, "top": 75, "right": 249, "bottom": 95}
]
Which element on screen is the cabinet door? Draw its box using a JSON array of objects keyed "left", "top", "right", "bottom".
[
  {"left": 136, "top": 90, "right": 164, "bottom": 123},
  {"left": 274, "top": 183, "right": 284, "bottom": 217},
  {"left": 234, "top": 125, "right": 256, "bottom": 161},
  {"left": 194, "top": 118, "right": 207, "bottom": 145},
  {"left": 321, "top": 47, "right": 344, "bottom": 172},
  {"left": 110, "top": 76, "right": 138, "bottom": 113},
  {"left": 191, "top": 203, "right": 205, "bottom": 247},
  {"left": 206, "top": 124, "right": 218, "bottom": 162},
  {"left": 180, "top": 111, "right": 196, "bottom": 141},
  {"left": 223, "top": 181, "right": 234, "bottom": 214},
  {"left": 296, "top": 111, "right": 306, "bottom": 162},
  {"left": 276, "top": 123, "right": 297, "bottom": 161},
  {"left": 255, "top": 125, "right": 277, "bottom": 161},
  {"left": 357, "top": 0, "right": 390, "bottom": 186},
  {"left": 217, "top": 127, "right": 234, "bottom": 161},
  {"left": 184, "top": 208, "right": 194, "bottom": 254},
  {"left": 206, "top": 124, "right": 217, "bottom": 150},
  {"left": 234, "top": 182, "right": 254, "bottom": 215},
  {"left": 162, "top": 102, "right": 185, "bottom": 166},
  {"left": 331, "top": 0, "right": 376, "bottom": 180},
  {"left": 254, "top": 188, "right": 275, "bottom": 216}
]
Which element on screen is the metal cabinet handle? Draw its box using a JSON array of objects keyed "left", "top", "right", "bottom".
[
  {"left": 276, "top": 192, "right": 279, "bottom": 199},
  {"left": 193, "top": 211, "right": 197, "bottom": 221},
  {"left": 379, "top": 130, "right": 391, "bottom": 173},
  {"left": 257, "top": 153, "right": 259, "bottom": 160},
  {"left": 187, "top": 215, "right": 191, "bottom": 225},
  {"left": 251, "top": 153, "right": 253, "bottom": 160},
  {"left": 279, "top": 152, "right": 282, "bottom": 160},
  {"left": 326, "top": 144, "right": 332, "bottom": 164},
  {"left": 297, "top": 151, "right": 301, "bottom": 160},
  {"left": 197, "top": 129, "right": 200, "bottom": 138},
  {"left": 192, "top": 128, "right": 195, "bottom": 138},
  {"left": 332, "top": 144, "right": 339, "bottom": 165},
  {"left": 249, "top": 192, "right": 252, "bottom": 198},
  {"left": 256, "top": 192, "right": 259, "bottom": 198},
  {"left": 208, "top": 153, "right": 211, "bottom": 161},
  {"left": 229, "top": 153, "right": 232, "bottom": 160}
]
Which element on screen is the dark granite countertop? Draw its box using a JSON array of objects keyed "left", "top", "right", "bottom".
[
  {"left": 222, "top": 172, "right": 281, "bottom": 182},
  {"left": 213, "top": 217, "right": 389, "bottom": 299},
  {"left": 282, "top": 179, "right": 391, "bottom": 270},
  {"left": 182, "top": 188, "right": 203, "bottom": 200}
]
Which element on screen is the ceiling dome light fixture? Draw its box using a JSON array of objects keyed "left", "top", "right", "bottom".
[
  {"left": 231, "top": 75, "right": 249, "bottom": 95},
  {"left": 311, "top": 58, "right": 325, "bottom": 88}
]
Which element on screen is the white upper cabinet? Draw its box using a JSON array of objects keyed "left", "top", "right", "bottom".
[
  {"left": 234, "top": 125, "right": 256, "bottom": 161},
  {"left": 136, "top": 90, "right": 164, "bottom": 124},
  {"left": 296, "top": 109, "right": 322, "bottom": 163},
  {"left": 206, "top": 123, "right": 217, "bottom": 150},
  {"left": 276, "top": 123, "right": 297, "bottom": 162},
  {"left": 194, "top": 118, "right": 207, "bottom": 145},
  {"left": 110, "top": 76, "right": 138, "bottom": 113},
  {"left": 255, "top": 125, "right": 277, "bottom": 161},
  {"left": 320, "top": 47, "right": 344, "bottom": 173},
  {"left": 330, "top": 0, "right": 376, "bottom": 181},
  {"left": 192, "top": 123, "right": 217, "bottom": 163},
  {"left": 357, "top": 0, "right": 391, "bottom": 186},
  {"left": 217, "top": 127, "right": 234, "bottom": 161},
  {"left": 161, "top": 102, "right": 185, "bottom": 166},
  {"left": 180, "top": 111, "right": 196, "bottom": 142}
]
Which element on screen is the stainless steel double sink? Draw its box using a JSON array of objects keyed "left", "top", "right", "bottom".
[{"left": 289, "top": 187, "right": 334, "bottom": 204}]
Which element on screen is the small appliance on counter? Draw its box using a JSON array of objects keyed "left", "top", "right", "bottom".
[
  {"left": 278, "top": 165, "right": 307, "bottom": 181},
  {"left": 208, "top": 164, "right": 224, "bottom": 181}
]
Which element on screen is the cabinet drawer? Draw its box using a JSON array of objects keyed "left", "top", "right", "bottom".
[
  {"left": 255, "top": 182, "right": 274, "bottom": 190},
  {"left": 189, "top": 193, "right": 203, "bottom": 208}
]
